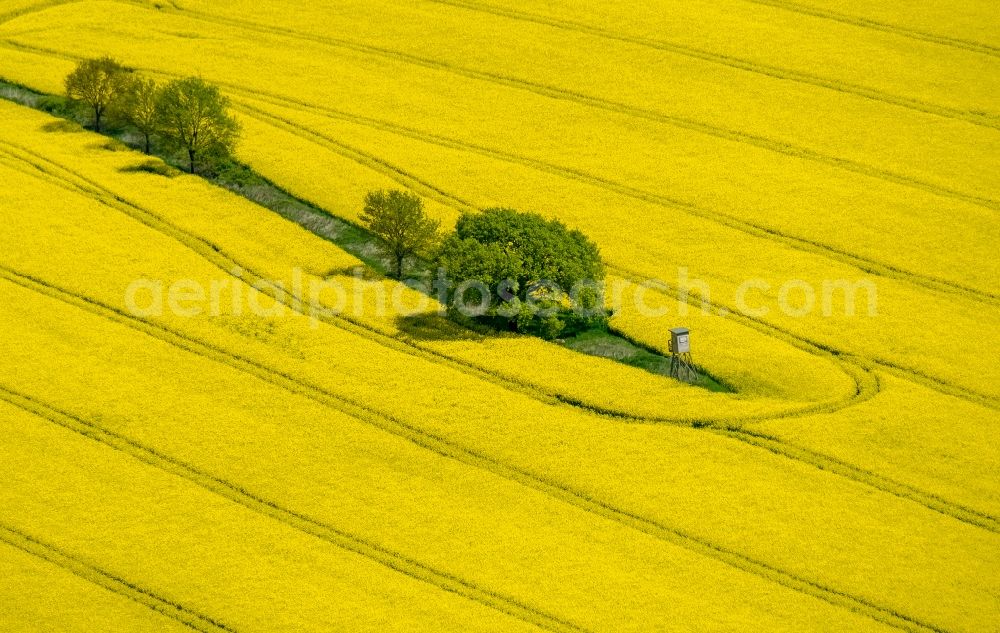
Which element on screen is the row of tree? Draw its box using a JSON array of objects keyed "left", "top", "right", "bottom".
[{"left": 65, "top": 56, "right": 239, "bottom": 173}]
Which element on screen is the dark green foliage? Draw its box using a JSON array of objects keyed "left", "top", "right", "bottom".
[
  {"left": 116, "top": 77, "right": 161, "bottom": 154},
  {"left": 157, "top": 77, "right": 240, "bottom": 174},
  {"left": 437, "top": 208, "right": 607, "bottom": 339},
  {"left": 64, "top": 56, "right": 132, "bottom": 133},
  {"left": 360, "top": 189, "right": 441, "bottom": 279}
]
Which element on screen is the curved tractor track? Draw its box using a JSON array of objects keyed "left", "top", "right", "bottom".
[
  {"left": 0, "top": 142, "right": 996, "bottom": 630},
  {"left": 0, "top": 141, "right": 864, "bottom": 425}
]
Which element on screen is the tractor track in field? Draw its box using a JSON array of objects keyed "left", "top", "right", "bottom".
[
  {"left": 0, "top": 522, "right": 235, "bottom": 633},
  {"left": 5, "top": 133, "right": 1000, "bottom": 537},
  {"left": 715, "top": 426, "right": 1000, "bottom": 533},
  {"left": 744, "top": 0, "right": 1000, "bottom": 59},
  {"left": 8, "top": 1, "right": 1000, "bottom": 216},
  {"left": 230, "top": 104, "right": 482, "bottom": 214},
  {"left": 235, "top": 95, "right": 1000, "bottom": 308},
  {"left": 0, "top": 0, "right": 76, "bottom": 28},
  {"left": 428, "top": 0, "right": 1000, "bottom": 129},
  {"left": 0, "top": 386, "right": 588, "bottom": 633},
  {"left": 0, "top": 321, "right": 954, "bottom": 633},
  {"left": 0, "top": 135, "right": 862, "bottom": 426}
]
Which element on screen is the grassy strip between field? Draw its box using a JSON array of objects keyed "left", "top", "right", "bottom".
[
  {"left": 562, "top": 329, "right": 730, "bottom": 392},
  {"left": 0, "top": 76, "right": 725, "bottom": 389}
]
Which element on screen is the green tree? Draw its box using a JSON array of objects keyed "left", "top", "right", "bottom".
[
  {"left": 117, "top": 77, "right": 161, "bottom": 154},
  {"left": 436, "top": 208, "right": 605, "bottom": 338},
  {"left": 360, "top": 189, "right": 441, "bottom": 279},
  {"left": 64, "top": 56, "right": 132, "bottom": 133},
  {"left": 157, "top": 77, "right": 239, "bottom": 174}
]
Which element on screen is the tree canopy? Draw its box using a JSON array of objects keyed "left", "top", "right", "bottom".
[
  {"left": 437, "top": 208, "right": 605, "bottom": 338},
  {"left": 117, "top": 77, "right": 161, "bottom": 154},
  {"left": 360, "top": 189, "right": 441, "bottom": 279},
  {"left": 157, "top": 77, "right": 240, "bottom": 174},
  {"left": 64, "top": 56, "right": 132, "bottom": 133}
]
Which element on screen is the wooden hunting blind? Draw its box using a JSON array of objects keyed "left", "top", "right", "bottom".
[
  {"left": 668, "top": 327, "right": 699, "bottom": 383},
  {"left": 669, "top": 327, "right": 690, "bottom": 353}
]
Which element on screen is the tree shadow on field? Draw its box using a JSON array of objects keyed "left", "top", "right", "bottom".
[
  {"left": 323, "top": 265, "right": 383, "bottom": 280},
  {"left": 119, "top": 159, "right": 182, "bottom": 178},
  {"left": 395, "top": 313, "right": 488, "bottom": 343},
  {"left": 40, "top": 120, "right": 83, "bottom": 133}
]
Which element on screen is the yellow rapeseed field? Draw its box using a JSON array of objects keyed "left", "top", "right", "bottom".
[{"left": 0, "top": 0, "right": 998, "bottom": 631}]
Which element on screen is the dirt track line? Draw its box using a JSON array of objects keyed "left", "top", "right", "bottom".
[
  {"left": 0, "top": 0, "right": 76, "bottom": 27},
  {"left": 868, "top": 359, "right": 1000, "bottom": 412},
  {"left": 744, "top": 0, "right": 1000, "bottom": 59},
  {"left": 429, "top": 0, "right": 1000, "bottom": 129},
  {"left": 718, "top": 426, "right": 1000, "bottom": 533},
  {"left": 236, "top": 94, "right": 1000, "bottom": 307},
  {"left": 229, "top": 103, "right": 481, "bottom": 214},
  {"left": 71, "top": 2, "right": 1000, "bottom": 206},
  {"left": 0, "top": 385, "right": 584, "bottom": 633},
  {"left": 0, "top": 262, "right": 980, "bottom": 630},
  {"left": 0, "top": 521, "right": 235, "bottom": 633}
]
